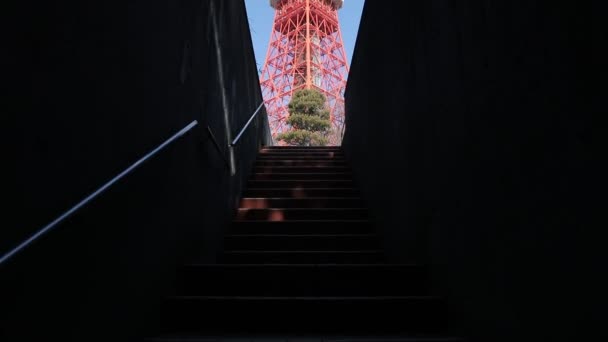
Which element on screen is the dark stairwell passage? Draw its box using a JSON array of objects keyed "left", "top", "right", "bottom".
[
  {"left": 4, "top": 1, "right": 601, "bottom": 341},
  {"left": 146, "top": 146, "right": 463, "bottom": 341}
]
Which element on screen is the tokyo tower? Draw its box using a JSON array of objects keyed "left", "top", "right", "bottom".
[{"left": 260, "top": 0, "right": 349, "bottom": 145}]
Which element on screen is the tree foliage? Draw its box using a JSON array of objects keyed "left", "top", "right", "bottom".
[{"left": 277, "top": 89, "right": 331, "bottom": 146}]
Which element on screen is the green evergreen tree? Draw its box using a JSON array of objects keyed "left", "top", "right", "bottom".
[{"left": 277, "top": 89, "right": 331, "bottom": 146}]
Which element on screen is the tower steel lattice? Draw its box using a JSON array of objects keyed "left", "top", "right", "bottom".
[{"left": 260, "top": 0, "right": 349, "bottom": 145}]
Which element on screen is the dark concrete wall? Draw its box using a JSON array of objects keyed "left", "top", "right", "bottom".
[
  {"left": 2, "top": 1, "right": 270, "bottom": 341},
  {"left": 343, "top": 1, "right": 601, "bottom": 341}
]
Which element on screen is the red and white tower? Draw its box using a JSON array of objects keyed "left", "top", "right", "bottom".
[{"left": 260, "top": 0, "right": 349, "bottom": 145}]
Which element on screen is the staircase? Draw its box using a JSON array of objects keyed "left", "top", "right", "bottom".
[{"left": 147, "top": 146, "right": 463, "bottom": 341}]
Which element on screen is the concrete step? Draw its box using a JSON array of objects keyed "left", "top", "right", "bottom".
[
  {"left": 235, "top": 208, "right": 368, "bottom": 221},
  {"left": 250, "top": 173, "right": 353, "bottom": 181},
  {"left": 145, "top": 335, "right": 464, "bottom": 342},
  {"left": 239, "top": 198, "right": 364, "bottom": 209},
  {"left": 229, "top": 220, "right": 373, "bottom": 235},
  {"left": 259, "top": 151, "right": 344, "bottom": 157},
  {"left": 176, "top": 264, "right": 428, "bottom": 296},
  {"left": 254, "top": 166, "right": 351, "bottom": 174},
  {"left": 247, "top": 180, "right": 355, "bottom": 188},
  {"left": 255, "top": 160, "right": 347, "bottom": 167},
  {"left": 220, "top": 251, "right": 386, "bottom": 264},
  {"left": 160, "top": 296, "right": 447, "bottom": 335},
  {"left": 244, "top": 188, "right": 359, "bottom": 198},
  {"left": 257, "top": 155, "right": 346, "bottom": 160},
  {"left": 262, "top": 146, "right": 342, "bottom": 151},
  {"left": 224, "top": 234, "right": 378, "bottom": 251}
]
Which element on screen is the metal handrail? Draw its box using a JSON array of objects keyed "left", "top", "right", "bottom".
[
  {"left": 230, "top": 102, "right": 266, "bottom": 147},
  {"left": 0, "top": 120, "right": 199, "bottom": 266}
]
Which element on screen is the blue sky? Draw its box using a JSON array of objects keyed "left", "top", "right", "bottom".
[{"left": 244, "top": 0, "right": 366, "bottom": 73}]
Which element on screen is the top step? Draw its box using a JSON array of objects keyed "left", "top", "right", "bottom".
[
  {"left": 259, "top": 152, "right": 344, "bottom": 157},
  {"left": 261, "top": 149, "right": 342, "bottom": 154},
  {"left": 263, "top": 146, "right": 342, "bottom": 150}
]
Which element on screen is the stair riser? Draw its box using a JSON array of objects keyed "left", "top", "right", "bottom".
[
  {"left": 224, "top": 235, "right": 378, "bottom": 251},
  {"left": 161, "top": 297, "right": 447, "bottom": 334},
  {"left": 146, "top": 337, "right": 463, "bottom": 342},
  {"left": 236, "top": 209, "right": 368, "bottom": 221},
  {"left": 177, "top": 265, "right": 429, "bottom": 296},
  {"left": 259, "top": 152, "right": 345, "bottom": 157},
  {"left": 221, "top": 252, "right": 385, "bottom": 264},
  {"left": 254, "top": 167, "right": 350, "bottom": 174},
  {"left": 262, "top": 147, "right": 342, "bottom": 150},
  {"left": 256, "top": 154, "right": 346, "bottom": 162},
  {"left": 145, "top": 338, "right": 463, "bottom": 342},
  {"left": 261, "top": 149, "right": 342, "bottom": 153},
  {"left": 239, "top": 198, "right": 364, "bottom": 209},
  {"left": 255, "top": 161, "right": 347, "bottom": 167},
  {"left": 244, "top": 188, "right": 359, "bottom": 198},
  {"left": 229, "top": 221, "right": 372, "bottom": 235},
  {"left": 251, "top": 173, "right": 353, "bottom": 181},
  {"left": 248, "top": 180, "right": 355, "bottom": 188}
]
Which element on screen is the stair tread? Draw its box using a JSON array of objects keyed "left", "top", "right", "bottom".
[
  {"left": 241, "top": 197, "right": 362, "bottom": 200},
  {"left": 254, "top": 164, "right": 349, "bottom": 168},
  {"left": 146, "top": 336, "right": 462, "bottom": 342},
  {"left": 177, "top": 265, "right": 429, "bottom": 296},
  {"left": 247, "top": 181, "right": 355, "bottom": 186},
  {"left": 235, "top": 208, "right": 369, "bottom": 221},
  {"left": 254, "top": 169, "right": 351, "bottom": 172},
  {"left": 233, "top": 219, "right": 371, "bottom": 223},
  {"left": 227, "top": 234, "right": 376, "bottom": 237},
  {"left": 224, "top": 250, "right": 383, "bottom": 253},
  {"left": 249, "top": 179, "right": 353, "bottom": 183},
  {"left": 251, "top": 174, "right": 353, "bottom": 180},
  {"left": 255, "top": 159, "right": 347, "bottom": 161},
  {"left": 258, "top": 153, "right": 345, "bottom": 156},
  {"left": 244, "top": 188, "right": 358, "bottom": 190},
  {"left": 234, "top": 219, "right": 371, "bottom": 224},
  {"left": 184, "top": 263, "right": 417, "bottom": 267},
  {"left": 255, "top": 162, "right": 347, "bottom": 164},
  {"left": 254, "top": 169, "right": 351, "bottom": 173},
  {"left": 229, "top": 221, "right": 373, "bottom": 235},
  {"left": 146, "top": 337, "right": 463, "bottom": 342},
  {"left": 242, "top": 191, "right": 360, "bottom": 198},
  {"left": 249, "top": 180, "right": 352, "bottom": 182},
  {"left": 237, "top": 208, "right": 367, "bottom": 211},
  {"left": 251, "top": 173, "right": 352, "bottom": 175},
  {"left": 221, "top": 251, "right": 386, "bottom": 264},
  {"left": 161, "top": 296, "right": 447, "bottom": 333},
  {"left": 253, "top": 172, "right": 352, "bottom": 176},
  {"left": 170, "top": 296, "right": 441, "bottom": 300}
]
